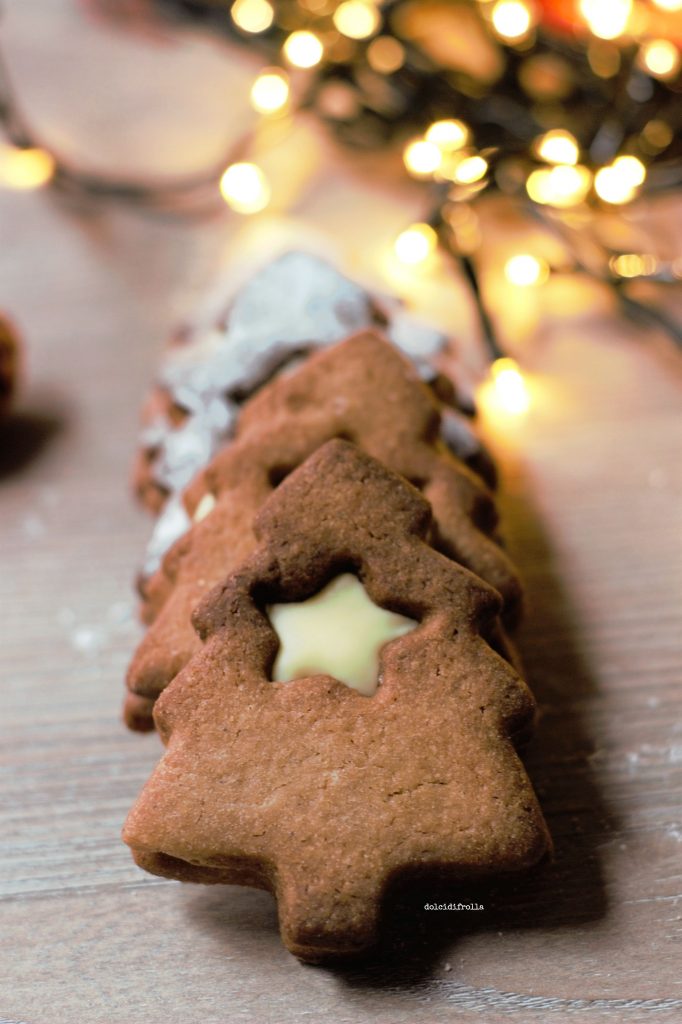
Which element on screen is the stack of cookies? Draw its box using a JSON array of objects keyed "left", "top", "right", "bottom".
[{"left": 122, "top": 253, "right": 551, "bottom": 962}]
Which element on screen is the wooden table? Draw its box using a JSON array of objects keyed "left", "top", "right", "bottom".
[{"left": 1, "top": 5, "right": 681, "bottom": 1021}]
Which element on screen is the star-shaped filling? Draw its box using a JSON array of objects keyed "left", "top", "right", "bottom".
[{"left": 268, "top": 573, "right": 417, "bottom": 696}]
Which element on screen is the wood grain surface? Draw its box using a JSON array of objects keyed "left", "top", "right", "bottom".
[{"left": 1, "top": 4, "right": 681, "bottom": 1022}]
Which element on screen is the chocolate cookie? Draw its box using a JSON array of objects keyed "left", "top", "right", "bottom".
[
  {"left": 123, "top": 440, "right": 551, "bottom": 961},
  {"left": 125, "top": 331, "right": 520, "bottom": 730}
]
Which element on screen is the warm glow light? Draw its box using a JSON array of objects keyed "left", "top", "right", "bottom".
[
  {"left": 425, "top": 119, "right": 470, "bottom": 151},
  {"left": 504, "top": 253, "right": 549, "bottom": 286},
  {"left": 367, "top": 35, "right": 405, "bottom": 73},
  {"left": 283, "top": 30, "right": 324, "bottom": 68},
  {"left": 610, "top": 253, "right": 658, "bottom": 278},
  {"left": 250, "top": 69, "right": 290, "bottom": 114},
  {"left": 594, "top": 155, "right": 645, "bottom": 204},
  {"left": 526, "top": 164, "right": 592, "bottom": 207},
  {"left": 453, "top": 154, "right": 488, "bottom": 184},
  {"left": 219, "top": 162, "right": 270, "bottom": 213},
  {"left": 0, "top": 145, "right": 55, "bottom": 189},
  {"left": 333, "top": 1, "right": 381, "bottom": 40},
  {"left": 403, "top": 139, "right": 442, "bottom": 177},
  {"left": 491, "top": 0, "right": 533, "bottom": 42},
  {"left": 640, "top": 40, "right": 680, "bottom": 80},
  {"left": 394, "top": 223, "right": 438, "bottom": 265},
  {"left": 614, "top": 155, "right": 646, "bottom": 185},
  {"left": 579, "top": 0, "right": 632, "bottom": 40},
  {"left": 489, "top": 358, "right": 530, "bottom": 415},
  {"left": 231, "top": 0, "right": 274, "bottom": 34},
  {"left": 536, "top": 129, "right": 579, "bottom": 166},
  {"left": 651, "top": 0, "right": 682, "bottom": 10}
]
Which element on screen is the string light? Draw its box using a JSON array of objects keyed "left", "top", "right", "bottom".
[
  {"left": 333, "top": 1, "right": 381, "bottom": 41},
  {"left": 425, "top": 120, "right": 470, "bottom": 151},
  {"left": 610, "top": 253, "right": 659, "bottom": 278},
  {"left": 452, "top": 155, "right": 488, "bottom": 184},
  {"left": 504, "top": 254, "right": 549, "bottom": 286},
  {"left": 250, "top": 69, "right": 290, "bottom": 114},
  {"left": 230, "top": 0, "right": 274, "bottom": 34},
  {"left": 535, "top": 129, "right": 579, "bottom": 166},
  {"left": 403, "top": 139, "right": 442, "bottom": 177},
  {"left": 219, "top": 162, "right": 270, "bottom": 213},
  {"left": 594, "top": 155, "right": 645, "bottom": 204},
  {"left": 488, "top": 358, "right": 530, "bottom": 415},
  {"left": 640, "top": 40, "right": 681, "bottom": 81},
  {"left": 0, "top": 144, "right": 55, "bottom": 189},
  {"left": 491, "top": 1, "right": 534, "bottom": 42},
  {"left": 366, "top": 36, "right": 405, "bottom": 73},
  {"left": 526, "top": 164, "right": 592, "bottom": 206},
  {"left": 283, "top": 30, "right": 324, "bottom": 68},
  {"left": 579, "top": 0, "right": 632, "bottom": 41},
  {"left": 394, "top": 223, "right": 438, "bottom": 265}
]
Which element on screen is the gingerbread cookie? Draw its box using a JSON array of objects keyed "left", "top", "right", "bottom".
[
  {"left": 133, "top": 250, "right": 495, "bottom": 566},
  {"left": 123, "top": 440, "right": 551, "bottom": 960},
  {"left": 125, "top": 331, "right": 520, "bottom": 730}
]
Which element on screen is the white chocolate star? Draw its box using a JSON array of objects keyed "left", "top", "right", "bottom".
[{"left": 268, "top": 574, "right": 417, "bottom": 696}]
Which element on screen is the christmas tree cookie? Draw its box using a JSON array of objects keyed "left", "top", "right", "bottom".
[{"left": 123, "top": 440, "right": 550, "bottom": 960}]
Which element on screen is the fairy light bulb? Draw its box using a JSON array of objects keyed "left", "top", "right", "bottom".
[
  {"left": 536, "top": 129, "right": 579, "bottom": 166},
  {"left": 250, "top": 69, "right": 290, "bottom": 114},
  {"left": 0, "top": 145, "right": 55, "bottom": 189},
  {"left": 651, "top": 0, "right": 682, "bottom": 9},
  {"left": 594, "top": 155, "right": 645, "bottom": 204},
  {"left": 610, "top": 253, "right": 658, "bottom": 278},
  {"left": 231, "top": 0, "right": 274, "bottom": 34},
  {"left": 504, "top": 254, "right": 549, "bottom": 286},
  {"left": 283, "top": 30, "right": 324, "bottom": 68},
  {"left": 453, "top": 155, "right": 488, "bottom": 184},
  {"left": 488, "top": 358, "right": 530, "bottom": 415},
  {"left": 526, "top": 164, "right": 592, "bottom": 206},
  {"left": 579, "top": 0, "right": 632, "bottom": 40},
  {"left": 394, "top": 223, "right": 438, "bottom": 265},
  {"left": 219, "top": 162, "right": 270, "bottom": 213},
  {"left": 640, "top": 40, "right": 680, "bottom": 80},
  {"left": 403, "top": 139, "right": 442, "bottom": 177},
  {"left": 333, "top": 1, "right": 381, "bottom": 40},
  {"left": 491, "top": 1, "right": 534, "bottom": 42},
  {"left": 425, "top": 119, "right": 470, "bottom": 151}
]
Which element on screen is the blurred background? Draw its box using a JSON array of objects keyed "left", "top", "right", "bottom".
[{"left": 1, "top": 2, "right": 681, "bottom": 1021}]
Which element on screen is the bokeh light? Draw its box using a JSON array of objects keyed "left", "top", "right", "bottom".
[
  {"left": 219, "top": 162, "right": 271, "bottom": 213},
  {"left": 504, "top": 254, "right": 549, "bottom": 286},
  {"left": 394, "top": 223, "right": 438, "bottom": 265},
  {"left": 403, "top": 139, "right": 442, "bottom": 177},
  {"left": 0, "top": 145, "right": 55, "bottom": 189},
  {"left": 231, "top": 0, "right": 274, "bottom": 34},
  {"left": 536, "top": 129, "right": 579, "bottom": 166},
  {"left": 640, "top": 40, "right": 681, "bottom": 81},
  {"left": 526, "top": 164, "right": 592, "bottom": 206},
  {"left": 333, "top": 1, "right": 381, "bottom": 40},
  {"left": 491, "top": 1, "right": 534, "bottom": 42},
  {"left": 283, "top": 30, "right": 324, "bottom": 68},
  {"left": 250, "top": 70, "right": 290, "bottom": 114},
  {"left": 425, "top": 120, "right": 470, "bottom": 151}
]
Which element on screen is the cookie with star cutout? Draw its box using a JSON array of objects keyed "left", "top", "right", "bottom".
[
  {"left": 123, "top": 440, "right": 551, "bottom": 961},
  {"left": 125, "top": 331, "right": 521, "bottom": 731}
]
